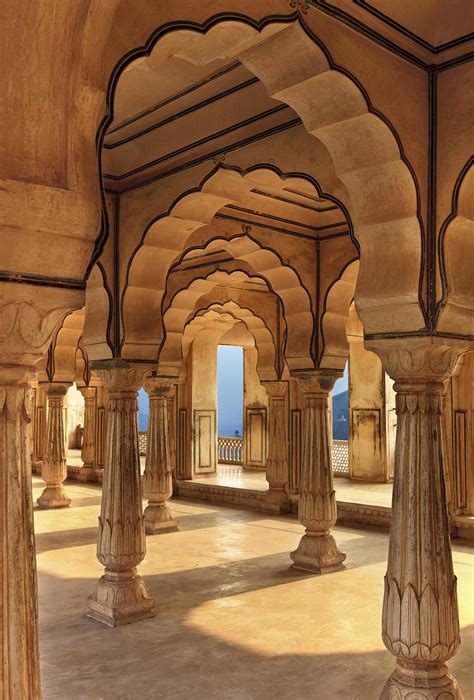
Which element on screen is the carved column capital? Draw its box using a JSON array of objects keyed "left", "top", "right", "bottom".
[
  {"left": 144, "top": 376, "right": 176, "bottom": 398},
  {"left": 92, "top": 360, "right": 147, "bottom": 396},
  {"left": 292, "top": 369, "right": 342, "bottom": 395},
  {"left": 263, "top": 380, "right": 287, "bottom": 399},
  {"left": 45, "top": 382, "right": 70, "bottom": 398},
  {"left": 366, "top": 339, "right": 468, "bottom": 385}
]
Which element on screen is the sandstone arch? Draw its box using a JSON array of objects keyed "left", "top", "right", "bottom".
[
  {"left": 437, "top": 160, "right": 474, "bottom": 334},
  {"left": 122, "top": 170, "right": 314, "bottom": 367},
  {"left": 160, "top": 299, "right": 278, "bottom": 381},
  {"left": 319, "top": 260, "right": 360, "bottom": 371}
]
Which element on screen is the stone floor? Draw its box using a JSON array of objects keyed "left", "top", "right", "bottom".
[
  {"left": 33, "top": 477, "right": 473, "bottom": 700},
  {"left": 192, "top": 466, "right": 394, "bottom": 508}
]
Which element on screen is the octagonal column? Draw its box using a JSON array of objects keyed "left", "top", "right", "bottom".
[
  {"left": 263, "top": 381, "right": 290, "bottom": 513},
  {"left": 291, "top": 370, "right": 346, "bottom": 573},
  {"left": 87, "top": 363, "right": 155, "bottom": 626},
  {"left": 143, "top": 378, "right": 178, "bottom": 534},
  {"left": 37, "top": 383, "right": 71, "bottom": 508},
  {"left": 0, "top": 366, "right": 42, "bottom": 699},
  {"left": 77, "top": 386, "right": 95, "bottom": 482},
  {"left": 370, "top": 342, "right": 466, "bottom": 700}
]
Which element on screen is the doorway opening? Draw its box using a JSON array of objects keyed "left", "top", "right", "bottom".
[{"left": 217, "top": 345, "right": 244, "bottom": 467}]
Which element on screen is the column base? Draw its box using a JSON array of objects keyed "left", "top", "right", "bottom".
[
  {"left": 76, "top": 466, "right": 94, "bottom": 482},
  {"left": 144, "top": 503, "right": 179, "bottom": 534},
  {"left": 37, "top": 485, "right": 71, "bottom": 508},
  {"left": 262, "top": 487, "right": 291, "bottom": 514},
  {"left": 87, "top": 570, "right": 156, "bottom": 627},
  {"left": 290, "top": 531, "right": 346, "bottom": 573},
  {"left": 381, "top": 660, "right": 464, "bottom": 699}
]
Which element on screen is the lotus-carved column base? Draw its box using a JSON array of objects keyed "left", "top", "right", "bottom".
[
  {"left": 381, "top": 660, "right": 464, "bottom": 700},
  {"left": 290, "top": 530, "right": 346, "bottom": 573},
  {"left": 37, "top": 484, "right": 71, "bottom": 509},
  {"left": 263, "top": 486, "right": 291, "bottom": 514},
  {"left": 87, "top": 568, "right": 155, "bottom": 627},
  {"left": 144, "top": 502, "right": 178, "bottom": 534}
]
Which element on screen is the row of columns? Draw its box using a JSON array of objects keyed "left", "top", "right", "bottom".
[{"left": 4, "top": 342, "right": 465, "bottom": 698}]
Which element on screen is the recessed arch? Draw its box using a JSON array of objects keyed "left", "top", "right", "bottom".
[
  {"left": 111, "top": 17, "right": 425, "bottom": 354},
  {"left": 160, "top": 294, "right": 278, "bottom": 381},
  {"left": 122, "top": 168, "right": 314, "bottom": 367}
]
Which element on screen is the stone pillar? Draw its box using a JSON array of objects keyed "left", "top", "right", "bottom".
[
  {"left": 32, "top": 383, "right": 47, "bottom": 474},
  {"left": 77, "top": 386, "right": 95, "bottom": 482},
  {"left": 37, "top": 384, "right": 71, "bottom": 508},
  {"left": 370, "top": 342, "right": 465, "bottom": 699},
  {"left": 291, "top": 370, "right": 346, "bottom": 573},
  {"left": 143, "top": 378, "right": 178, "bottom": 534},
  {"left": 87, "top": 364, "right": 155, "bottom": 626},
  {"left": 263, "top": 381, "right": 290, "bottom": 513},
  {"left": 0, "top": 366, "right": 42, "bottom": 698}
]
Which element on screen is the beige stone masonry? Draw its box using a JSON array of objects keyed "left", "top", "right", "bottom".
[
  {"left": 291, "top": 369, "right": 346, "bottom": 573},
  {"left": 369, "top": 340, "right": 469, "bottom": 700},
  {"left": 262, "top": 381, "right": 290, "bottom": 513},
  {"left": 87, "top": 363, "right": 155, "bottom": 627},
  {"left": 143, "top": 377, "right": 178, "bottom": 534},
  {"left": 37, "top": 384, "right": 71, "bottom": 509}
]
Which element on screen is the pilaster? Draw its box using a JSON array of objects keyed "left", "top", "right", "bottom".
[{"left": 262, "top": 381, "right": 290, "bottom": 513}]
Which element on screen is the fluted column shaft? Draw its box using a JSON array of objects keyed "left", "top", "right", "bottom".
[
  {"left": 143, "top": 378, "right": 178, "bottom": 534},
  {"left": 0, "top": 367, "right": 42, "bottom": 699},
  {"left": 291, "top": 370, "right": 345, "bottom": 573},
  {"left": 77, "top": 387, "right": 95, "bottom": 481},
  {"left": 263, "top": 381, "right": 290, "bottom": 513},
  {"left": 37, "top": 384, "right": 71, "bottom": 508},
  {"left": 371, "top": 342, "right": 465, "bottom": 700},
  {"left": 87, "top": 365, "right": 155, "bottom": 626}
]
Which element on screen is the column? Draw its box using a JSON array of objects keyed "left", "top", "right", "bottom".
[
  {"left": 291, "top": 370, "right": 346, "bottom": 573},
  {"left": 77, "top": 386, "right": 95, "bottom": 482},
  {"left": 370, "top": 342, "right": 465, "bottom": 699},
  {"left": 37, "top": 383, "right": 71, "bottom": 508},
  {"left": 143, "top": 378, "right": 178, "bottom": 534},
  {"left": 87, "top": 363, "right": 155, "bottom": 626},
  {"left": 263, "top": 381, "right": 290, "bottom": 513},
  {"left": 32, "top": 384, "right": 47, "bottom": 474},
  {"left": 0, "top": 366, "right": 41, "bottom": 698}
]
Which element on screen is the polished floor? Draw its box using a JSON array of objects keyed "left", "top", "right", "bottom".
[
  {"left": 33, "top": 477, "right": 473, "bottom": 700},
  {"left": 68, "top": 450, "right": 394, "bottom": 508}
]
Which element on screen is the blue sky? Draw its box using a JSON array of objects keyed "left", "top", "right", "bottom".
[
  {"left": 137, "top": 357, "right": 348, "bottom": 433},
  {"left": 217, "top": 345, "right": 244, "bottom": 436}
]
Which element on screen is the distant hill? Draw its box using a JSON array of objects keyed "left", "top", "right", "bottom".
[{"left": 332, "top": 389, "right": 348, "bottom": 440}]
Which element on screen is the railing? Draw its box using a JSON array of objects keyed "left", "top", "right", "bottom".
[
  {"left": 138, "top": 432, "right": 148, "bottom": 457},
  {"left": 218, "top": 436, "right": 243, "bottom": 465},
  {"left": 332, "top": 439, "right": 349, "bottom": 477}
]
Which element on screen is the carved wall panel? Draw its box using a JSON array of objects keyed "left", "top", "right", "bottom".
[
  {"left": 245, "top": 407, "right": 266, "bottom": 469},
  {"left": 193, "top": 409, "right": 216, "bottom": 474}
]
